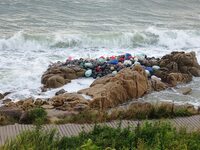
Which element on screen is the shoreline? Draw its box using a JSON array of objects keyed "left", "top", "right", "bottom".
[{"left": 1, "top": 51, "right": 200, "bottom": 125}]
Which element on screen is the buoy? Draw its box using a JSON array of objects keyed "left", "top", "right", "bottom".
[
  {"left": 145, "top": 67, "right": 153, "bottom": 75},
  {"left": 152, "top": 65, "right": 160, "bottom": 71},
  {"left": 125, "top": 53, "right": 132, "bottom": 60},
  {"left": 151, "top": 75, "right": 161, "bottom": 81},
  {"left": 145, "top": 70, "right": 150, "bottom": 77},
  {"left": 110, "top": 66, "right": 115, "bottom": 71},
  {"left": 85, "top": 69, "right": 92, "bottom": 77},
  {"left": 112, "top": 71, "right": 117, "bottom": 75},
  {"left": 98, "top": 58, "right": 106, "bottom": 64},
  {"left": 133, "top": 61, "right": 141, "bottom": 66},
  {"left": 124, "top": 60, "right": 132, "bottom": 66},
  {"left": 84, "top": 62, "right": 93, "bottom": 68},
  {"left": 110, "top": 56, "right": 116, "bottom": 60},
  {"left": 108, "top": 59, "right": 118, "bottom": 65},
  {"left": 67, "top": 56, "right": 73, "bottom": 61},
  {"left": 135, "top": 53, "right": 146, "bottom": 60},
  {"left": 134, "top": 57, "right": 139, "bottom": 62}
]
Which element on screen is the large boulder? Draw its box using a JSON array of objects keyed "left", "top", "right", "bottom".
[
  {"left": 41, "top": 66, "right": 85, "bottom": 88},
  {"left": 159, "top": 51, "right": 200, "bottom": 76},
  {"left": 46, "top": 75, "right": 66, "bottom": 88},
  {"left": 78, "top": 65, "right": 149, "bottom": 109},
  {"left": 0, "top": 106, "right": 23, "bottom": 120},
  {"left": 154, "top": 70, "right": 192, "bottom": 86}
]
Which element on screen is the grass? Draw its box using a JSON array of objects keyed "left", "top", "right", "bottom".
[{"left": 2, "top": 121, "right": 200, "bottom": 150}]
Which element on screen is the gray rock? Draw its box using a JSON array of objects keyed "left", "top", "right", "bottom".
[
  {"left": 0, "top": 106, "right": 23, "bottom": 119},
  {"left": 2, "top": 98, "right": 12, "bottom": 104},
  {"left": 73, "top": 104, "right": 89, "bottom": 112},
  {"left": 55, "top": 89, "right": 66, "bottom": 95},
  {"left": 177, "top": 87, "right": 192, "bottom": 95},
  {"left": 0, "top": 93, "right": 4, "bottom": 100}
]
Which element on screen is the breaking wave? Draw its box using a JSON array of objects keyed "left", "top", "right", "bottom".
[{"left": 1, "top": 27, "right": 200, "bottom": 51}]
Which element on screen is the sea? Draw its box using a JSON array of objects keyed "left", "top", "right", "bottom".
[{"left": 1, "top": 0, "right": 200, "bottom": 106}]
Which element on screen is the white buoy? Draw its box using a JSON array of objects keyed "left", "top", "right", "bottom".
[
  {"left": 152, "top": 65, "right": 160, "bottom": 71},
  {"left": 85, "top": 69, "right": 92, "bottom": 77}
]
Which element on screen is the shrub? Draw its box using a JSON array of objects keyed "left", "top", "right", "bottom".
[
  {"left": 28, "top": 107, "right": 47, "bottom": 125},
  {"left": 2, "top": 121, "right": 200, "bottom": 150}
]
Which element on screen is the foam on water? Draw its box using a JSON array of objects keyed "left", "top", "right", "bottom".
[{"left": 1, "top": 28, "right": 200, "bottom": 106}]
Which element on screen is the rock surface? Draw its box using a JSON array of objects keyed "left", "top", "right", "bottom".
[
  {"left": 55, "top": 89, "right": 66, "bottom": 95},
  {"left": 41, "top": 66, "right": 85, "bottom": 88},
  {"left": 155, "top": 51, "right": 200, "bottom": 86},
  {"left": 79, "top": 65, "right": 149, "bottom": 109},
  {"left": 177, "top": 87, "right": 192, "bottom": 95}
]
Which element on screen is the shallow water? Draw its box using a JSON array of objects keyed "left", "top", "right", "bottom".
[{"left": 0, "top": 0, "right": 200, "bottom": 106}]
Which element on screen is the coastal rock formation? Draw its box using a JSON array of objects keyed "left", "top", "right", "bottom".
[
  {"left": 41, "top": 66, "right": 85, "bottom": 88},
  {"left": 50, "top": 93, "right": 89, "bottom": 111},
  {"left": 149, "top": 78, "right": 167, "bottom": 92},
  {"left": 78, "top": 65, "right": 149, "bottom": 109},
  {"left": 152, "top": 51, "right": 200, "bottom": 86}
]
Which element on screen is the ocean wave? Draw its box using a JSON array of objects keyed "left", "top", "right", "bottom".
[{"left": 1, "top": 27, "right": 200, "bottom": 50}]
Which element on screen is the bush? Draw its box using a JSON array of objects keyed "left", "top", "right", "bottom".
[{"left": 28, "top": 107, "right": 47, "bottom": 125}]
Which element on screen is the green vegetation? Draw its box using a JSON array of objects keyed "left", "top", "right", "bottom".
[
  {"left": 28, "top": 107, "right": 47, "bottom": 125},
  {"left": 2, "top": 121, "right": 200, "bottom": 150}
]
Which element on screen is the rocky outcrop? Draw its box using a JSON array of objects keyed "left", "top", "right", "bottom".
[
  {"left": 50, "top": 93, "right": 89, "bottom": 111},
  {"left": 78, "top": 65, "right": 149, "bottom": 109},
  {"left": 0, "top": 106, "right": 23, "bottom": 120},
  {"left": 41, "top": 66, "right": 85, "bottom": 88},
  {"left": 149, "top": 78, "right": 167, "bottom": 92},
  {"left": 153, "top": 51, "right": 200, "bottom": 86}
]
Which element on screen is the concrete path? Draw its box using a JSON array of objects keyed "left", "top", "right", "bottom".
[{"left": 0, "top": 115, "right": 200, "bottom": 145}]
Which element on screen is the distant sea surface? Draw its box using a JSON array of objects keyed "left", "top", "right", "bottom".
[{"left": 1, "top": 0, "right": 200, "bottom": 106}]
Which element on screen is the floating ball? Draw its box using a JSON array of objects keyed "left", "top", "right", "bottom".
[{"left": 85, "top": 69, "right": 92, "bottom": 77}]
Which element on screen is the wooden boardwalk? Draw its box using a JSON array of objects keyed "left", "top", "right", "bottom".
[{"left": 0, "top": 115, "right": 200, "bottom": 145}]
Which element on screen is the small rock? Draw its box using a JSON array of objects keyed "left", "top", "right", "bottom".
[
  {"left": 3, "top": 92, "right": 12, "bottom": 97},
  {"left": 34, "top": 98, "right": 44, "bottom": 106},
  {"left": 0, "top": 106, "right": 23, "bottom": 119},
  {"left": 73, "top": 104, "right": 89, "bottom": 112},
  {"left": 177, "top": 87, "right": 192, "bottom": 95},
  {"left": 0, "top": 93, "right": 4, "bottom": 100},
  {"left": 2, "top": 98, "right": 12, "bottom": 104},
  {"left": 41, "top": 104, "right": 54, "bottom": 109},
  {"left": 55, "top": 89, "right": 66, "bottom": 95},
  {"left": 22, "top": 98, "right": 35, "bottom": 110},
  {"left": 41, "top": 87, "right": 47, "bottom": 92}
]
